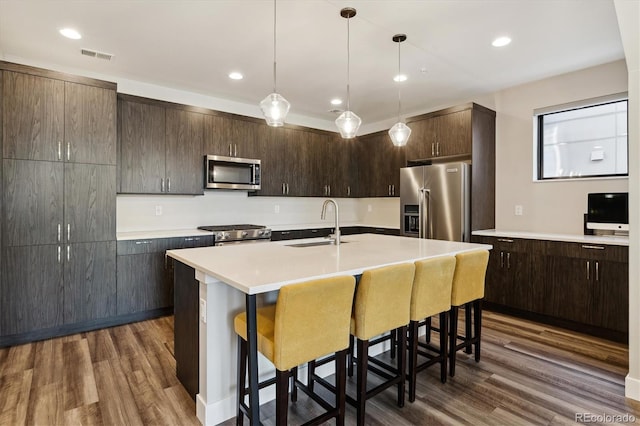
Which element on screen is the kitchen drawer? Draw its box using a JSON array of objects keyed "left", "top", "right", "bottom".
[
  {"left": 544, "top": 240, "right": 628, "bottom": 262},
  {"left": 476, "top": 236, "right": 539, "bottom": 253},
  {"left": 300, "top": 228, "right": 332, "bottom": 239},
  {"left": 271, "top": 230, "right": 303, "bottom": 241},
  {"left": 363, "top": 227, "right": 400, "bottom": 236},
  {"left": 117, "top": 235, "right": 214, "bottom": 255},
  {"left": 341, "top": 226, "right": 362, "bottom": 236}
]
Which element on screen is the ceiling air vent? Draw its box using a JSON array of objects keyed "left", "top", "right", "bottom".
[{"left": 81, "top": 48, "right": 114, "bottom": 61}]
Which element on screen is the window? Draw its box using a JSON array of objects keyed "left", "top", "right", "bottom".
[{"left": 535, "top": 95, "right": 628, "bottom": 180}]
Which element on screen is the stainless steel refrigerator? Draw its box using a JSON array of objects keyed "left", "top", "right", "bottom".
[{"left": 400, "top": 161, "right": 471, "bottom": 242}]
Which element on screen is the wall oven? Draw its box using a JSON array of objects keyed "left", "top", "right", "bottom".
[{"left": 205, "top": 155, "right": 261, "bottom": 190}]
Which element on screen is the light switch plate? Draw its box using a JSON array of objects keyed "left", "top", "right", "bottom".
[
  {"left": 274, "top": 204, "right": 280, "bottom": 214},
  {"left": 515, "top": 205, "right": 523, "bottom": 216},
  {"left": 155, "top": 205, "right": 163, "bottom": 216}
]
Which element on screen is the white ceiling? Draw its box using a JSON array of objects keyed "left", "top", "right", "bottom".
[{"left": 0, "top": 0, "right": 625, "bottom": 130}]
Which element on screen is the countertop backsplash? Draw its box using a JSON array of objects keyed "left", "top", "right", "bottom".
[{"left": 116, "top": 191, "right": 400, "bottom": 233}]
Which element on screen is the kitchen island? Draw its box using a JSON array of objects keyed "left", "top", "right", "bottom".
[{"left": 167, "top": 233, "right": 492, "bottom": 425}]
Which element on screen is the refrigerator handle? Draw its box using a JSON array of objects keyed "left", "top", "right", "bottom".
[
  {"left": 418, "top": 189, "right": 425, "bottom": 239},
  {"left": 419, "top": 188, "right": 431, "bottom": 239}
]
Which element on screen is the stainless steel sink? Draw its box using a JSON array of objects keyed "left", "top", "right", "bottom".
[{"left": 287, "top": 241, "right": 348, "bottom": 248}]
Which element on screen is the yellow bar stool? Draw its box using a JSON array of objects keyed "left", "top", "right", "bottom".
[
  {"left": 407, "top": 256, "right": 456, "bottom": 402},
  {"left": 234, "top": 275, "right": 356, "bottom": 425},
  {"left": 449, "top": 250, "right": 490, "bottom": 377}
]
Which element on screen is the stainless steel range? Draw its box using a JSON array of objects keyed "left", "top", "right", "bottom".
[{"left": 197, "top": 224, "right": 272, "bottom": 246}]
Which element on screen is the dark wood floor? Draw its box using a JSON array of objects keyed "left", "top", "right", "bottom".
[{"left": 1, "top": 311, "right": 638, "bottom": 425}]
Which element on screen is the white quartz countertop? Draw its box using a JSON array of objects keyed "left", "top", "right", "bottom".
[
  {"left": 472, "top": 229, "right": 629, "bottom": 246},
  {"left": 167, "top": 233, "right": 492, "bottom": 295},
  {"left": 117, "top": 229, "right": 213, "bottom": 240},
  {"left": 268, "top": 222, "right": 398, "bottom": 231}
]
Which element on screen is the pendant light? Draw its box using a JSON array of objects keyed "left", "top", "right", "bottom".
[
  {"left": 260, "top": 0, "right": 290, "bottom": 127},
  {"left": 388, "top": 34, "right": 411, "bottom": 147},
  {"left": 335, "top": 7, "right": 361, "bottom": 139}
]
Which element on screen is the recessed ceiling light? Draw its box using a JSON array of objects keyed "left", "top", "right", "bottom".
[
  {"left": 228, "top": 72, "right": 243, "bottom": 80},
  {"left": 393, "top": 74, "right": 408, "bottom": 82},
  {"left": 59, "top": 28, "right": 82, "bottom": 40},
  {"left": 492, "top": 36, "right": 511, "bottom": 47},
  {"left": 330, "top": 98, "right": 343, "bottom": 106}
]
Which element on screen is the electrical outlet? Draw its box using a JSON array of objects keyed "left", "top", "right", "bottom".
[
  {"left": 367, "top": 204, "right": 372, "bottom": 213},
  {"left": 199, "top": 298, "right": 206, "bottom": 323},
  {"left": 274, "top": 204, "right": 280, "bottom": 214},
  {"left": 155, "top": 205, "right": 163, "bottom": 216},
  {"left": 515, "top": 205, "right": 523, "bottom": 216}
]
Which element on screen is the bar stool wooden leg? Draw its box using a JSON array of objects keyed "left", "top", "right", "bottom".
[
  {"left": 474, "top": 299, "right": 482, "bottom": 362},
  {"left": 348, "top": 336, "right": 355, "bottom": 377},
  {"left": 356, "top": 338, "right": 369, "bottom": 426},
  {"left": 336, "top": 349, "right": 348, "bottom": 426},
  {"left": 397, "top": 325, "right": 407, "bottom": 408},
  {"left": 464, "top": 304, "right": 473, "bottom": 354},
  {"left": 236, "top": 335, "right": 246, "bottom": 426},
  {"left": 449, "top": 305, "right": 459, "bottom": 377},
  {"left": 291, "top": 367, "right": 298, "bottom": 402},
  {"left": 439, "top": 311, "right": 448, "bottom": 383},
  {"left": 408, "top": 321, "right": 419, "bottom": 403},
  {"left": 275, "top": 369, "right": 289, "bottom": 426}
]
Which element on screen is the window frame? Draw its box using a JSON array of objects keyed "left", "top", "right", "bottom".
[{"left": 535, "top": 93, "right": 629, "bottom": 181}]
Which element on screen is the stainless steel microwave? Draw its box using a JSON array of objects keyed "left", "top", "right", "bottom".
[{"left": 205, "top": 155, "right": 261, "bottom": 190}]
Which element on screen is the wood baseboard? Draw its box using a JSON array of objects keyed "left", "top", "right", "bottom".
[{"left": 0, "top": 307, "right": 173, "bottom": 348}]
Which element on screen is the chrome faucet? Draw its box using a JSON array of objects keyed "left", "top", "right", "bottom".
[{"left": 321, "top": 199, "right": 341, "bottom": 245}]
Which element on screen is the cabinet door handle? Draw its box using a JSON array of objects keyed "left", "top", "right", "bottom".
[
  {"left": 67, "top": 142, "right": 71, "bottom": 161},
  {"left": 507, "top": 252, "right": 511, "bottom": 269},
  {"left": 586, "top": 260, "right": 590, "bottom": 280},
  {"left": 135, "top": 240, "right": 153, "bottom": 245},
  {"left": 431, "top": 142, "right": 435, "bottom": 156},
  {"left": 234, "top": 144, "right": 238, "bottom": 157},
  {"left": 67, "top": 245, "right": 71, "bottom": 262},
  {"left": 58, "top": 224, "right": 61, "bottom": 242},
  {"left": 161, "top": 178, "right": 165, "bottom": 192},
  {"left": 58, "top": 141, "right": 62, "bottom": 161},
  {"left": 328, "top": 185, "right": 331, "bottom": 196},
  {"left": 436, "top": 142, "right": 440, "bottom": 156},
  {"left": 497, "top": 238, "right": 514, "bottom": 243},
  {"left": 229, "top": 144, "right": 233, "bottom": 157},
  {"left": 281, "top": 231, "right": 290, "bottom": 235},
  {"left": 388, "top": 184, "right": 392, "bottom": 196},
  {"left": 286, "top": 183, "right": 289, "bottom": 195},
  {"left": 67, "top": 224, "right": 71, "bottom": 241},
  {"left": 58, "top": 246, "right": 61, "bottom": 263},
  {"left": 581, "top": 245, "right": 604, "bottom": 250},
  {"left": 500, "top": 251, "right": 504, "bottom": 268},
  {"left": 167, "top": 177, "right": 171, "bottom": 193},
  {"left": 347, "top": 186, "right": 351, "bottom": 197},
  {"left": 595, "top": 261, "right": 599, "bottom": 281}
]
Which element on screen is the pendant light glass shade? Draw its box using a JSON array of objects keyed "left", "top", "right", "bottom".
[
  {"left": 260, "top": 93, "right": 290, "bottom": 127},
  {"left": 388, "top": 121, "right": 411, "bottom": 146},
  {"left": 260, "top": 0, "right": 289, "bottom": 127},
  {"left": 389, "top": 34, "right": 410, "bottom": 146},
  {"left": 335, "top": 110, "right": 362, "bottom": 139},
  {"left": 336, "top": 7, "right": 361, "bottom": 139}
]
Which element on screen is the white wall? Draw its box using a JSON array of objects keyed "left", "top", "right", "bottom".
[
  {"left": 116, "top": 192, "right": 399, "bottom": 232},
  {"left": 614, "top": 0, "right": 640, "bottom": 402},
  {"left": 493, "top": 60, "right": 628, "bottom": 234}
]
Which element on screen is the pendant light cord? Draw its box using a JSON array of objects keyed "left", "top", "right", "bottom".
[
  {"left": 346, "top": 15, "right": 351, "bottom": 111},
  {"left": 397, "top": 40, "right": 401, "bottom": 122},
  {"left": 273, "top": 0, "right": 277, "bottom": 93}
]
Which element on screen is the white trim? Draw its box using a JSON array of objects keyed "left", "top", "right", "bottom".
[
  {"left": 533, "top": 92, "right": 628, "bottom": 116},
  {"left": 626, "top": 375, "right": 640, "bottom": 400},
  {"left": 532, "top": 175, "right": 628, "bottom": 183}
]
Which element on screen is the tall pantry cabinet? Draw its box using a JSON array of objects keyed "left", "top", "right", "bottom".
[{"left": 0, "top": 62, "right": 117, "bottom": 342}]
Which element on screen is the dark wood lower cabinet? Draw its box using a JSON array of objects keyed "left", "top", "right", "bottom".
[
  {"left": 64, "top": 241, "right": 116, "bottom": 323},
  {"left": 1, "top": 244, "right": 64, "bottom": 335},
  {"left": 474, "top": 235, "right": 628, "bottom": 342},
  {"left": 116, "top": 236, "right": 214, "bottom": 315}
]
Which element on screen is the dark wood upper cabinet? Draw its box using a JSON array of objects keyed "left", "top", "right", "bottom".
[
  {"left": 435, "top": 109, "right": 472, "bottom": 156},
  {"left": 203, "top": 114, "right": 262, "bottom": 159},
  {"left": 118, "top": 95, "right": 204, "bottom": 195},
  {"left": 119, "top": 99, "right": 166, "bottom": 194},
  {"left": 165, "top": 109, "right": 204, "bottom": 195},
  {"left": 2, "top": 71, "right": 64, "bottom": 161},
  {"left": 356, "top": 132, "right": 405, "bottom": 197},
  {"left": 64, "top": 163, "right": 116, "bottom": 243},
  {"left": 65, "top": 82, "right": 117, "bottom": 165},
  {"left": 2, "top": 159, "right": 64, "bottom": 246}
]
